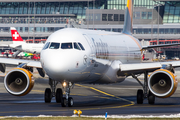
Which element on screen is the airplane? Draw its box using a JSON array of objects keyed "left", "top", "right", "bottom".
[
  {"left": 1, "top": 0, "right": 180, "bottom": 107},
  {"left": 9, "top": 27, "right": 44, "bottom": 54}
]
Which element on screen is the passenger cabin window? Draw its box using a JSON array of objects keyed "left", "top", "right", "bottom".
[
  {"left": 74, "top": 43, "right": 81, "bottom": 50},
  {"left": 42, "top": 42, "right": 50, "bottom": 50},
  {"left": 49, "top": 42, "right": 60, "bottom": 49},
  {"left": 61, "top": 43, "right": 73, "bottom": 49},
  {"left": 78, "top": 43, "right": 85, "bottom": 50}
]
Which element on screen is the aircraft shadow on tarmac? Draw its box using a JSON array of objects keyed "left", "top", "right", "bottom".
[{"left": 1, "top": 92, "right": 180, "bottom": 108}]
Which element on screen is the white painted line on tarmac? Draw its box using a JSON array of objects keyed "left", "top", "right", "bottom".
[{"left": 2, "top": 114, "right": 180, "bottom": 119}]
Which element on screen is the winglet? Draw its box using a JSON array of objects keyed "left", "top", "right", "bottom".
[
  {"left": 122, "top": 0, "right": 133, "bottom": 35},
  {"left": 10, "top": 27, "right": 24, "bottom": 42}
]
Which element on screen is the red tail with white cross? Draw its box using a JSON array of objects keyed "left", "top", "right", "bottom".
[{"left": 10, "top": 27, "right": 23, "bottom": 42}]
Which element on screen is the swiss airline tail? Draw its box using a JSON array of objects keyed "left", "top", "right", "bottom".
[
  {"left": 122, "top": 0, "right": 133, "bottom": 35},
  {"left": 10, "top": 27, "right": 24, "bottom": 42}
]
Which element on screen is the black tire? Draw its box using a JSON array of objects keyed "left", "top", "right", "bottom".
[
  {"left": 137, "top": 89, "right": 144, "bottom": 104},
  {"left": 148, "top": 91, "right": 155, "bottom": 104},
  {"left": 61, "top": 97, "right": 66, "bottom": 107},
  {"left": 56, "top": 88, "right": 63, "bottom": 103},
  {"left": 44, "top": 88, "right": 52, "bottom": 103},
  {"left": 68, "top": 97, "right": 73, "bottom": 107}
]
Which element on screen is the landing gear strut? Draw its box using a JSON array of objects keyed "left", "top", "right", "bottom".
[{"left": 132, "top": 71, "right": 155, "bottom": 104}]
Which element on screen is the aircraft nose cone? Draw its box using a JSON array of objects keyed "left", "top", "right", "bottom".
[
  {"left": 41, "top": 50, "right": 77, "bottom": 80},
  {"left": 43, "top": 51, "right": 67, "bottom": 70}
]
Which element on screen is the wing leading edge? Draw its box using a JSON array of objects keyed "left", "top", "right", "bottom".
[
  {"left": 119, "top": 61, "right": 180, "bottom": 75},
  {"left": 142, "top": 43, "right": 180, "bottom": 50},
  {"left": 0, "top": 58, "right": 42, "bottom": 68}
]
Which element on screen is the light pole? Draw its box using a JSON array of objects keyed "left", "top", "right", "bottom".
[
  {"left": 33, "top": 1, "right": 35, "bottom": 43},
  {"left": 28, "top": 1, "right": 30, "bottom": 40},
  {"left": 87, "top": 0, "right": 89, "bottom": 29},
  {"left": 151, "top": 3, "right": 153, "bottom": 42},
  {"left": 93, "top": 0, "right": 95, "bottom": 30},
  {"left": 157, "top": 4, "right": 159, "bottom": 46}
]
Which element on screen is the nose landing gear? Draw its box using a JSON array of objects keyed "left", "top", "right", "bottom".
[
  {"left": 61, "top": 81, "right": 74, "bottom": 107},
  {"left": 44, "top": 78, "right": 74, "bottom": 107}
]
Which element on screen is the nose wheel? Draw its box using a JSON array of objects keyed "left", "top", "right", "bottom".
[
  {"left": 61, "top": 97, "right": 67, "bottom": 107},
  {"left": 61, "top": 97, "right": 74, "bottom": 107},
  {"left": 68, "top": 97, "right": 74, "bottom": 107}
]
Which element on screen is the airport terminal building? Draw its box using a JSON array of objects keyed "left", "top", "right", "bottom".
[{"left": 0, "top": 0, "right": 180, "bottom": 58}]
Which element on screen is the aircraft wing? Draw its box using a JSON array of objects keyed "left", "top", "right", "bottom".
[
  {"left": 0, "top": 44, "right": 9, "bottom": 47},
  {"left": 142, "top": 43, "right": 180, "bottom": 50},
  {"left": 0, "top": 58, "right": 42, "bottom": 68},
  {"left": 119, "top": 61, "right": 180, "bottom": 75},
  {"left": 9, "top": 44, "right": 22, "bottom": 49}
]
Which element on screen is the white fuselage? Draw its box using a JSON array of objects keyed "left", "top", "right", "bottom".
[
  {"left": 9, "top": 42, "right": 44, "bottom": 53},
  {"left": 40, "top": 28, "right": 142, "bottom": 84}
]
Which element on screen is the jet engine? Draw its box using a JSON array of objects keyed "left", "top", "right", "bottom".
[
  {"left": 4, "top": 68, "right": 34, "bottom": 96},
  {"left": 148, "top": 69, "right": 178, "bottom": 98}
]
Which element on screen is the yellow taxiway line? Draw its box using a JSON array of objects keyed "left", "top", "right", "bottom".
[{"left": 75, "top": 84, "right": 135, "bottom": 105}]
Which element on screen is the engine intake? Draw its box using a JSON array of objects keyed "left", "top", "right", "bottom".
[
  {"left": 148, "top": 69, "right": 178, "bottom": 98},
  {"left": 4, "top": 68, "right": 34, "bottom": 96}
]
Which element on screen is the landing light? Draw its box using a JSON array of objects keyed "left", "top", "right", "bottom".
[{"left": 63, "top": 82, "right": 67, "bottom": 87}]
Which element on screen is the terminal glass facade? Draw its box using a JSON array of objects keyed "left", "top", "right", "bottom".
[
  {"left": 0, "top": 1, "right": 106, "bottom": 19},
  {"left": 107, "top": 0, "right": 164, "bottom": 9},
  {"left": 0, "top": 0, "right": 165, "bottom": 19},
  {"left": 163, "top": 2, "right": 180, "bottom": 23}
]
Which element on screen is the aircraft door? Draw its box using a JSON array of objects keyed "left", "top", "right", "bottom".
[
  {"left": 83, "top": 34, "right": 95, "bottom": 54},
  {"left": 83, "top": 34, "right": 98, "bottom": 81}
]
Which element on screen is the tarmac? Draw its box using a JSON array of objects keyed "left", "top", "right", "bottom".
[{"left": 1, "top": 66, "right": 180, "bottom": 116}]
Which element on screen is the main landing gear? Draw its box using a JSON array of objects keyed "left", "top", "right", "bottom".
[
  {"left": 44, "top": 78, "right": 74, "bottom": 107},
  {"left": 132, "top": 71, "right": 155, "bottom": 105}
]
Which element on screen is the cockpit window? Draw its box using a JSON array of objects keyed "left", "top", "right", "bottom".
[
  {"left": 78, "top": 43, "right": 85, "bottom": 50},
  {"left": 61, "top": 43, "right": 73, "bottom": 49},
  {"left": 49, "top": 42, "right": 60, "bottom": 49},
  {"left": 74, "top": 43, "right": 81, "bottom": 50},
  {"left": 42, "top": 42, "right": 50, "bottom": 50}
]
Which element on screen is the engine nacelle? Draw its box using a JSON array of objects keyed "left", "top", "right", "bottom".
[
  {"left": 148, "top": 69, "right": 178, "bottom": 98},
  {"left": 4, "top": 68, "right": 34, "bottom": 96}
]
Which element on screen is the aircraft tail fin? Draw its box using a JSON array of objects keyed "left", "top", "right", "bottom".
[
  {"left": 10, "top": 27, "right": 24, "bottom": 42},
  {"left": 122, "top": 0, "right": 133, "bottom": 35}
]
